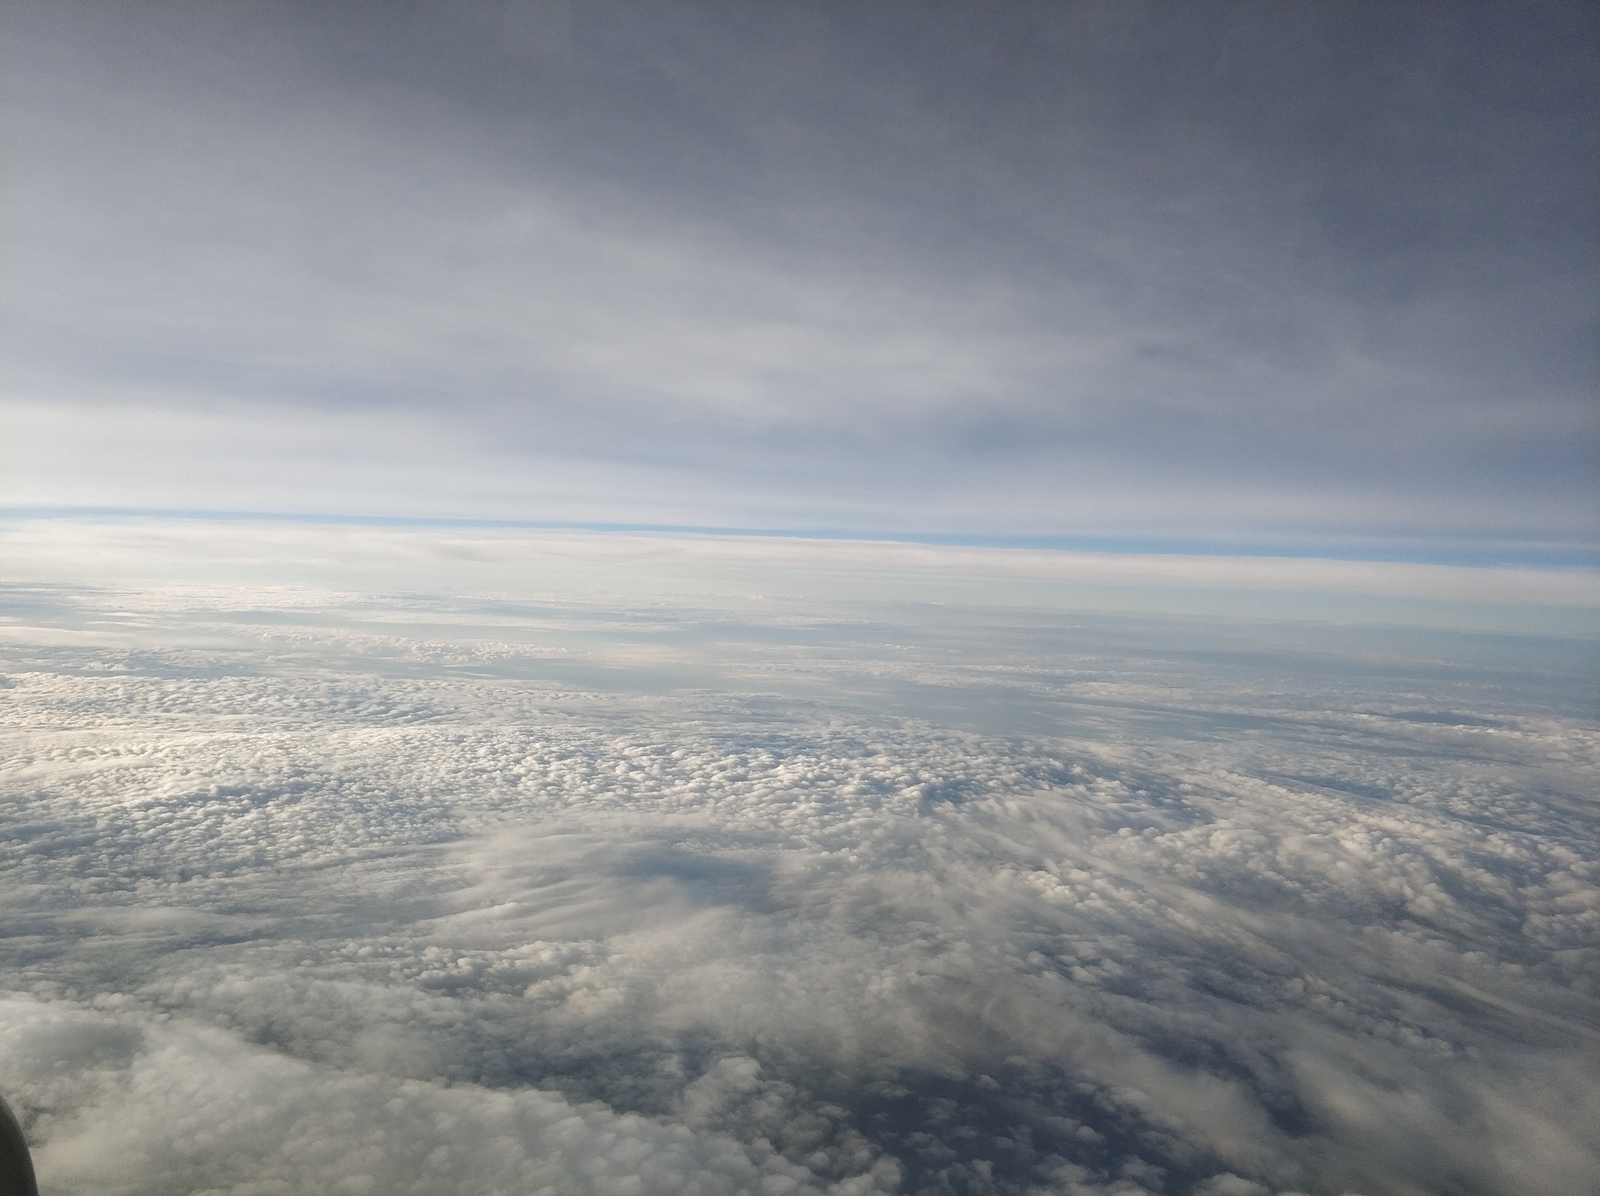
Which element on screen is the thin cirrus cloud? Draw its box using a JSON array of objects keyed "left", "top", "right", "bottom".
[{"left": 1, "top": 1, "right": 1596, "bottom": 552}]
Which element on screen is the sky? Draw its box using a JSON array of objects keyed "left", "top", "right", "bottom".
[
  {"left": 3, "top": 1, "right": 1596, "bottom": 562},
  {"left": 2, "top": 9, "right": 1598, "bottom": 1194}
]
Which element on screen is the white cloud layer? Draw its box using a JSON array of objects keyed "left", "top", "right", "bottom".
[
  {"left": 2, "top": 519, "right": 1594, "bottom": 636},
  {"left": 2, "top": 549, "right": 1596, "bottom": 1195}
]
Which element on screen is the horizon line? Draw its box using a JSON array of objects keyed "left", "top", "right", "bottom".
[{"left": 3, "top": 505, "right": 1595, "bottom": 572}]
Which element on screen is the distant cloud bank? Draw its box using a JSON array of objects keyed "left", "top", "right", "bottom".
[{"left": 3, "top": 517, "right": 1595, "bottom": 635}]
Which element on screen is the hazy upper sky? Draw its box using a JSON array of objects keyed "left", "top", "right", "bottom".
[{"left": 3, "top": 1, "right": 1595, "bottom": 559}]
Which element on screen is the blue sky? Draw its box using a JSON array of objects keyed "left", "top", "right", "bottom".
[{"left": 3, "top": 1, "right": 1596, "bottom": 563}]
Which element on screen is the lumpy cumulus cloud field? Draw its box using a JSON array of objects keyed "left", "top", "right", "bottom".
[{"left": 2, "top": 540, "right": 1597, "bottom": 1196}]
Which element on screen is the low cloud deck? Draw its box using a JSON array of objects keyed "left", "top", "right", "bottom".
[{"left": 2, "top": 573, "right": 1595, "bottom": 1195}]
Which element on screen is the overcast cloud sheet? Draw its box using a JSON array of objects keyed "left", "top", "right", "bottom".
[{"left": 3, "top": 2, "right": 1594, "bottom": 555}]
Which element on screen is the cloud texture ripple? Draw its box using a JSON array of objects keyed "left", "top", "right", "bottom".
[{"left": 2, "top": 581, "right": 1596, "bottom": 1195}]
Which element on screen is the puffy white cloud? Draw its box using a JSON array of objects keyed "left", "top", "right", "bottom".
[
  {"left": 1, "top": 996, "right": 858, "bottom": 1196},
  {"left": 2, "top": 577, "right": 1595, "bottom": 1195}
]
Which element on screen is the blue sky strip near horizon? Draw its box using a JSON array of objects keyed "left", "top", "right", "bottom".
[
  {"left": 2, "top": 1, "right": 1596, "bottom": 565},
  {"left": 4, "top": 506, "right": 1599, "bottom": 571}
]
